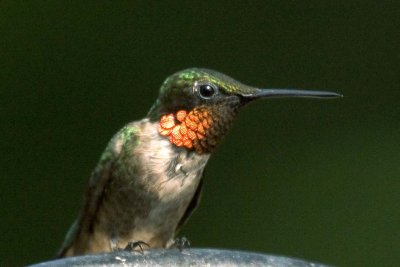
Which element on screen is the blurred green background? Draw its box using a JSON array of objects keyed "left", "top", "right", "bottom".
[{"left": 1, "top": 2, "right": 399, "bottom": 266}]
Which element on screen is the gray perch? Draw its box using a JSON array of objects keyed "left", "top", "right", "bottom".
[{"left": 29, "top": 248, "right": 331, "bottom": 267}]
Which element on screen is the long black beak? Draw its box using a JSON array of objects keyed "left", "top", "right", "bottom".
[{"left": 243, "top": 88, "right": 342, "bottom": 99}]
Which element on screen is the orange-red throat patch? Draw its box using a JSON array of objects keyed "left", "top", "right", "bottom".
[{"left": 159, "top": 108, "right": 214, "bottom": 152}]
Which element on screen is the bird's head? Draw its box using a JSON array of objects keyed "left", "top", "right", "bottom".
[{"left": 148, "top": 68, "right": 341, "bottom": 154}]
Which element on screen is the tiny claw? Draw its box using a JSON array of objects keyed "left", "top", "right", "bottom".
[
  {"left": 124, "top": 241, "right": 150, "bottom": 254},
  {"left": 173, "top": 236, "right": 191, "bottom": 252}
]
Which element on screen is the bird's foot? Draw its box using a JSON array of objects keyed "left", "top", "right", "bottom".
[
  {"left": 123, "top": 241, "right": 150, "bottom": 254},
  {"left": 173, "top": 236, "right": 190, "bottom": 252}
]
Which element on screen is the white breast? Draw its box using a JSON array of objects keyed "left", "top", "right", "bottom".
[{"left": 134, "top": 119, "right": 210, "bottom": 201}]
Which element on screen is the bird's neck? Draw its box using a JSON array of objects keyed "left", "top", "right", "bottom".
[
  {"left": 156, "top": 105, "right": 237, "bottom": 154},
  {"left": 127, "top": 119, "right": 210, "bottom": 201}
]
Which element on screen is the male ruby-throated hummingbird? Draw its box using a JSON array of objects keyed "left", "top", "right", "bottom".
[{"left": 57, "top": 68, "right": 341, "bottom": 257}]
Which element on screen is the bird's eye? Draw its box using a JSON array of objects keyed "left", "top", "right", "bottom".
[{"left": 198, "top": 83, "right": 217, "bottom": 99}]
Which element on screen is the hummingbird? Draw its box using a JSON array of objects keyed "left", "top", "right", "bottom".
[{"left": 57, "top": 68, "right": 341, "bottom": 257}]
